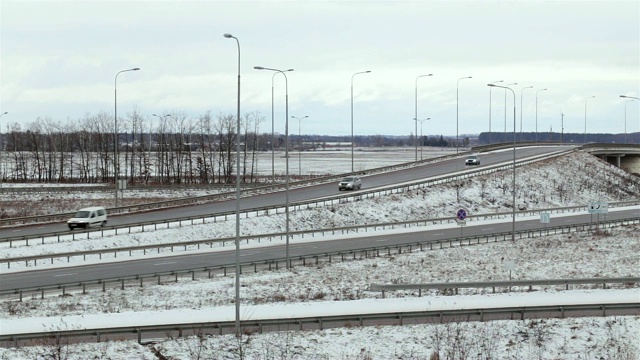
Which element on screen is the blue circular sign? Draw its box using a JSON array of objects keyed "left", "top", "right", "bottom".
[{"left": 456, "top": 208, "right": 467, "bottom": 221}]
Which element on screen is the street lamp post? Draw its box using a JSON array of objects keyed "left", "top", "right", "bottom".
[
  {"left": 351, "top": 70, "right": 371, "bottom": 172},
  {"left": 255, "top": 66, "right": 293, "bottom": 269},
  {"left": 413, "top": 117, "right": 430, "bottom": 160},
  {"left": 0, "top": 111, "right": 7, "bottom": 191},
  {"left": 504, "top": 83, "right": 518, "bottom": 142},
  {"left": 535, "top": 88, "right": 548, "bottom": 142},
  {"left": 223, "top": 32, "right": 242, "bottom": 337},
  {"left": 620, "top": 95, "right": 639, "bottom": 144},
  {"left": 488, "top": 80, "right": 503, "bottom": 145},
  {"left": 489, "top": 83, "right": 517, "bottom": 242},
  {"left": 268, "top": 70, "right": 293, "bottom": 183},
  {"left": 292, "top": 115, "right": 308, "bottom": 176},
  {"left": 414, "top": 74, "right": 432, "bottom": 160},
  {"left": 151, "top": 114, "right": 169, "bottom": 184},
  {"left": 114, "top": 68, "right": 140, "bottom": 207},
  {"left": 519, "top": 85, "right": 533, "bottom": 142},
  {"left": 584, "top": 95, "right": 595, "bottom": 143},
  {"left": 456, "top": 76, "right": 472, "bottom": 153}
]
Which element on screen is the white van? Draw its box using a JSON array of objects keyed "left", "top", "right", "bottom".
[{"left": 67, "top": 207, "right": 108, "bottom": 230}]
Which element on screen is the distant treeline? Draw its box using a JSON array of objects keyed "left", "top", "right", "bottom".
[{"left": 0, "top": 111, "right": 636, "bottom": 185}]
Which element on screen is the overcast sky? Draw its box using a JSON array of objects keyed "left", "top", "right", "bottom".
[{"left": 1, "top": 0, "right": 639, "bottom": 138}]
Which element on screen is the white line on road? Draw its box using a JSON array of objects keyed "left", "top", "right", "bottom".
[
  {"left": 153, "top": 262, "right": 176, "bottom": 266},
  {"left": 481, "top": 228, "right": 494, "bottom": 231},
  {"left": 53, "top": 273, "right": 77, "bottom": 277}
]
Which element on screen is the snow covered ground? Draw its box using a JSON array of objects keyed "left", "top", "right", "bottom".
[{"left": 1, "top": 148, "right": 639, "bottom": 359}]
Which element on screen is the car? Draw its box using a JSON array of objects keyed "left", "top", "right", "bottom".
[
  {"left": 67, "top": 206, "right": 108, "bottom": 230},
  {"left": 465, "top": 155, "right": 480, "bottom": 166},
  {"left": 338, "top": 176, "right": 362, "bottom": 191}
]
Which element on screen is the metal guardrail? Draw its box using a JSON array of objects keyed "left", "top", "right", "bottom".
[
  {"left": 0, "top": 148, "right": 582, "bottom": 246},
  {"left": 370, "top": 277, "right": 640, "bottom": 297},
  {"left": 0, "top": 145, "right": 577, "bottom": 228},
  {"left": 0, "top": 150, "right": 469, "bottom": 228},
  {"left": 3, "top": 216, "right": 637, "bottom": 297},
  {"left": 2, "top": 195, "right": 637, "bottom": 258},
  {"left": 2, "top": 201, "right": 638, "bottom": 268},
  {"left": 2, "top": 302, "right": 637, "bottom": 346}
]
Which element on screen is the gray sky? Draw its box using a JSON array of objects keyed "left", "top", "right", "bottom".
[{"left": 1, "top": 0, "right": 639, "bottom": 137}]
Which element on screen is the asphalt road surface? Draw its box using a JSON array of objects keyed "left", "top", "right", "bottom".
[
  {"left": 1, "top": 206, "right": 636, "bottom": 291},
  {"left": 0, "top": 145, "right": 575, "bottom": 240}
]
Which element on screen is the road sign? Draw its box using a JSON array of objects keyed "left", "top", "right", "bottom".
[
  {"left": 456, "top": 208, "right": 468, "bottom": 221},
  {"left": 540, "top": 212, "right": 551, "bottom": 224},
  {"left": 588, "top": 202, "right": 608, "bottom": 214},
  {"left": 457, "top": 220, "right": 466, "bottom": 226}
]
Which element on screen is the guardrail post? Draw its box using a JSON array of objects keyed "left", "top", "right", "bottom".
[
  {"left": 83, "top": 283, "right": 86, "bottom": 294},
  {"left": 121, "top": 279, "right": 125, "bottom": 290},
  {"left": 137, "top": 329, "right": 141, "bottom": 344},
  {"left": 96, "top": 332, "right": 101, "bottom": 343},
  {"left": 601, "top": 305, "right": 606, "bottom": 316}
]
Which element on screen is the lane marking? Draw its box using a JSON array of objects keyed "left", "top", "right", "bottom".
[
  {"left": 53, "top": 273, "right": 77, "bottom": 277},
  {"left": 153, "top": 262, "right": 176, "bottom": 266},
  {"left": 481, "top": 228, "right": 494, "bottom": 231}
]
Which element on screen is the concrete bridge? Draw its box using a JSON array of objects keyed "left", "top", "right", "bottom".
[
  {"left": 472, "top": 142, "right": 640, "bottom": 176},
  {"left": 582, "top": 143, "right": 640, "bottom": 176}
]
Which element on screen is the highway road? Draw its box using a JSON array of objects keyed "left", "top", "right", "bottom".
[
  {"left": 0, "top": 145, "right": 575, "bottom": 240},
  {"left": 1, "top": 206, "right": 636, "bottom": 291}
]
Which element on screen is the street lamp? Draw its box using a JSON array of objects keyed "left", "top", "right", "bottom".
[
  {"left": 456, "top": 76, "right": 472, "bottom": 153},
  {"left": 535, "top": 88, "right": 548, "bottom": 142},
  {"left": 413, "top": 117, "right": 430, "bottom": 160},
  {"left": 488, "top": 83, "right": 517, "bottom": 242},
  {"left": 504, "top": 82, "right": 518, "bottom": 142},
  {"left": 620, "top": 95, "right": 639, "bottom": 144},
  {"left": 519, "top": 85, "right": 533, "bottom": 142},
  {"left": 267, "top": 69, "right": 293, "bottom": 183},
  {"left": 584, "top": 95, "right": 595, "bottom": 143},
  {"left": 223, "top": 32, "right": 241, "bottom": 337},
  {"left": 151, "top": 114, "right": 169, "bottom": 183},
  {"left": 415, "top": 74, "right": 433, "bottom": 160},
  {"left": 255, "top": 66, "right": 293, "bottom": 269},
  {"left": 488, "top": 80, "right": 503, "bottom": 145},
  {"left": 114, "top": 67, "right": 140, "bottom": 207},
  {"left": 292, "top": 115, "right": 309, "bottom": 176},
  {"left": 0, "top": 111, "right": 7, "bottom": 191},
  {"left": 351, "top": 70, "right": 371, "bottom": 172}
]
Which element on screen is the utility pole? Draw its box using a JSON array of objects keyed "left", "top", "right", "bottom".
[{"left": 561, "top": 113, "right": 564, "bottom": 144}]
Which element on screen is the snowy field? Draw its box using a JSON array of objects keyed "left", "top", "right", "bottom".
[{"left": 1, "top": 148, "right": 639, "bottom": 359}]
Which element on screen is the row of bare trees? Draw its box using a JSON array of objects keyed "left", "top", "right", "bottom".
[{"left": 0, "top": 110, "right": 274, "bottom": 185}]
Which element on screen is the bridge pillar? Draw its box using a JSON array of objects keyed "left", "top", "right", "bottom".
[{"left": 620, "top": 154, "right": 640, "bottom": 175}]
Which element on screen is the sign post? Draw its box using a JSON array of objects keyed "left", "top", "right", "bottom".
[
  {"left": 588, "top": 202, "right": 608, "bottom": 230},
  {"left": 540, "top": 212, "right": 550, "bottom": 230},
  {"left": 456, "top": 208, "right": 468, "bottom": 238}
]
